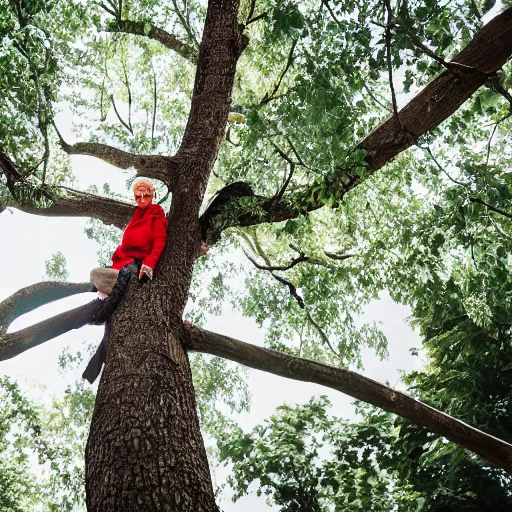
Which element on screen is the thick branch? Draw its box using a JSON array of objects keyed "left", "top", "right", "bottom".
[
  {"left": 187, "top": 327, "right": 512, "bottom": 473},
  {"left": 2, "top": 186, "right": 134, "bottom": 229},
  {"left": 105, "top": 19, "right": 198, "bottom": 63},
  {"left": 212, "top": 7, "right": 512, "bottom": 228},
  {"left": 0, "top": 300, "right": 98, "bottom": 361},
  {"left": 3, "top": 291, "right": 511, "bottom": 472},
  {"left": 0, "top": 281, "right": 93, "bottom": 335},
  {"left": 59, "top": 139, "right": 177, "bottom": 187}
]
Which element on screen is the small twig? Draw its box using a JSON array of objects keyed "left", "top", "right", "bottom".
[
  {"left": 260, "top": 39, "right": 297, "bottom": 105},
  {"left": 305, "top": 310, "right": 342, "bottom": 360},
  {"left": 121, "top": 59, "right": 133, "bottom": 133},
  {"left": 271, "top": 272, "right": 305, "bottom": 309},
  {"left": 324, "top": 251, "right": 355, "bottom": 261},
  {"left": 273, "top": 162, "right": 295, "bottom": 204},
  {"left": 246, "top": 0, "right": 256, "bottom": 24},
  {"left": 244, "top": 250, "right": 309, "bottom": 271},
  {"left": 362, "top": 83, "right": 389, "bottom": 111},
  {"left": 110, "top": 94, "right": 133, "bottom": 134},
  {"left": 470, "top": 197, "right": 512, "bottom": 220},
  {"left": 246, "top": 12, "right": 268, "bottom": 27},
  {"left": 151, "top": 68, "right": 157, "bottom": 143},
  {"left": 420, "top": 145, "right": 469, "bottom": 187},
  {"left": 22, "top": 158, "right": 45, "bottom": 180},
  {"left": 97, "top": 2, "right": 117, "bottom": 17},
  {"left": 172, "top": 0, "right": 199, "bottom": 47},
  {"left": 285, "top": 136, "right": 309, "bottom": 169},
  {"left": 384, "top": 0, "right": 401, "bottom": 129},
  {"left": 322, "top": 0, "right": 343, "bottom": 29}
]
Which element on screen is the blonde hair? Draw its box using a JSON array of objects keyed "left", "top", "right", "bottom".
[{"left": 133, "top": 178, "right": 155, "bottom": 196}]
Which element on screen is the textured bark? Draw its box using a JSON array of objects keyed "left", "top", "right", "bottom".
[
  {"left": 62, "top": 141, "right": 179, "bottom": 188},
  {"left": 187, "top": 327, "right": 512, "bottom": 473},
  {"left": 4, "top": 189, "right": 134, "bottom": 229},
  {"left": 85, "top": 1, "right": 244, "bottom": 510},
  {"left": 106, "top": 19, "right": 198, "bottom": 63}
]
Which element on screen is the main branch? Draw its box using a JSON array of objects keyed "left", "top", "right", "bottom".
[
  {"left": 207, "top": 7, "right": 512, "bottom": 229},
  {"left": 0, "top": 281, "right": 94, "bottom": 360},
  {"left": 2, "top": 290, "right": 511, "bottom": 474},
  {"left": 187, "top": 327, "right": 512, "bottom": 473},
  {"left": 60, "top": 139, "right": 178, "bottom": 188}
]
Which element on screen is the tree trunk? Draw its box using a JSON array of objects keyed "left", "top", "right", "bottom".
[
  {"left": 85, "top": 271, "right": 217, "bottom": 511},
  {"left": 85, "top": 0, "right": 243, "bottom": 507}
]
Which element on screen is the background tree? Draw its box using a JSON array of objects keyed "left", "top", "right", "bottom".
[{"left": 2, "top": 0, "right": 512, "bottom": 509}]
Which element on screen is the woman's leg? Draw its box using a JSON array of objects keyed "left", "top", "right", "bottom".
[{"left": 90, "top": 268, "right": 119, "bottom": 297}]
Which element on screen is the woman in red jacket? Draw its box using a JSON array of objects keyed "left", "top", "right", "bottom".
[
  {"left": 112, "top": 179, "right": 168, "bottom": 280},
  {"left": 90, "top": 179, "right": 168, "bottom": 297}
]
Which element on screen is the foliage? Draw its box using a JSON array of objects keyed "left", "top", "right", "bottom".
[
  {"left": 44, "top": 251, "right": 69, "bottom": 282},
  {"left": 2, "top": 0, "right": 512, "bottom": 508}
]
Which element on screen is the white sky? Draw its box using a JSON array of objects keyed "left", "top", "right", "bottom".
[{"left": 0, "top": 156, "right": 422, "bottom": 510}]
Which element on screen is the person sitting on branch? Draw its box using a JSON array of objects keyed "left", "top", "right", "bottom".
[
  {"left": 90, "top": 178, "right": 168, "bottom": 300},
  {"left": 84, "top": 179, "right": 168, "bottom": 383}
]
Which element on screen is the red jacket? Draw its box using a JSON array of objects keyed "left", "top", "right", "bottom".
[{"left": 112, "top": 204, "right": 168, "bottom": 270}]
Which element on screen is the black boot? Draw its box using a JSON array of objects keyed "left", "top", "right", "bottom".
[
  {"left": 89, "top": 262, "right": 138, "bottom": 326},
  {"left": 82, "top": 323, "right": 109, "bottom": 384}
]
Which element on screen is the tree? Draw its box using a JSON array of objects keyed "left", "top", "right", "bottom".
[{"left": 1, "top": 0, "right": 512, "bottom": 509}]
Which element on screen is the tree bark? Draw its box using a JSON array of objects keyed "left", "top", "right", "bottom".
[{"left": 3, "top": 188, "right": 134, "bottom": 229}]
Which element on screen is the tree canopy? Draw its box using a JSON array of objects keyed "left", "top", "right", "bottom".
[{"left": 1, "top": 0, "right": 512, "bottom": 509}]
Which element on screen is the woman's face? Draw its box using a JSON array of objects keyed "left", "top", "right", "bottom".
[{"left": 134, "top": 187, "right": 153, "bottom": 209}]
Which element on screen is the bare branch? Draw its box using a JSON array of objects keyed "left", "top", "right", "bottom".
[
  {"left": 1, "top": 300, "right": 99, "bottom": 362},
  {"left": 384, "top": 0, "right": 402, "bottom": 129},
  {"left": 261, "top": 39, "right": 297, "bottom": 106},
  {"left": 245, "top": 12, "right": 268, "bottom": 27},
  {"left": 151, "top": 69, "right": 158, "bottom": 143},
  {"left": 105, "top": 19, "right": 198, "bottom": 63},
  {"left": 244, "top": 250, "right": 309, "bottom": 271},
  {"left": 110, "top": 94, "right": 133, "bottom": 135},
  {"left": 304, "top": 309, "right": 342, "bottom": 360},
  {"left": 470, "top": 197, "right": 512, "bottom": 220},
  {"left": 187, "top": 326, "right": 512, "bottom": 472},
  {"left": 0, "top": 281, "right": 93, "bottom": 333},
  {"left": 324, "top": 251, "right": 355, "bottom": 261},
  {"left": 53, "top": 126, "right": 177, "bottom": 186},
  {"left": 1, "top": 181, "right": 133, "bottom": 229}
]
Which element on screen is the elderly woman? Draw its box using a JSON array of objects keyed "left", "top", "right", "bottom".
[
  {"left": 90, "top": 179, "right": 168, "bottom": 298},
  {"left": 84, "top": 179, "right": 168, "bottom": 383}
]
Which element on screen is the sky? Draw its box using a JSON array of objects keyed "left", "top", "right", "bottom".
[{"left": 0, "top": 155, "right": 422, "bottom": 510}]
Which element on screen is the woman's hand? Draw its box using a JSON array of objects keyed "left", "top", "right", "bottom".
[
  {"left": 139, "top": 264, "right": 153, "bottom": 280},
  {"left": 197, "top": 241, "right": 208, "bottom": 258}
]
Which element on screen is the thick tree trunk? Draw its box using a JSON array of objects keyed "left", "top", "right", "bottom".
[{"left": 85, "top": 274, "right": 217, "bottom": 511}]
